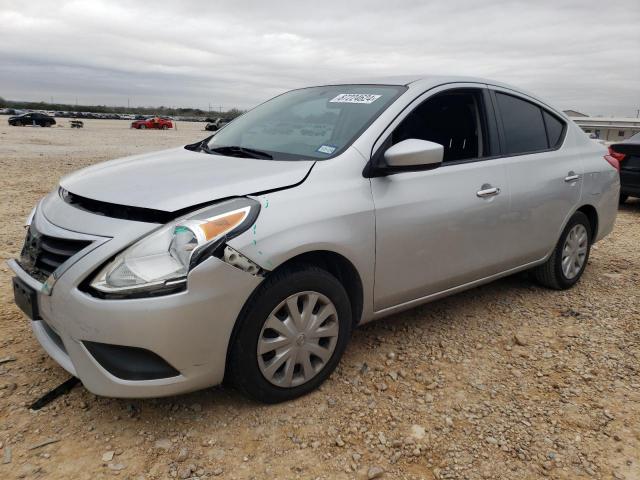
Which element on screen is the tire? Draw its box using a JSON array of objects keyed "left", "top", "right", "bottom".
[
  {"left": 533, "top": 211, "right": 591, "bottom": 290},
  {"left": 161, "top": 125, "right": 168, "bottom": 130},
  {"left": 619, "top": 194, "right": 629, "bottom": 204},
  {"left": 139, "top": 124, "right": 146, "bottom": 130},
  {"left": 228, "top": 265, "right": 352, "bottom": 403}
]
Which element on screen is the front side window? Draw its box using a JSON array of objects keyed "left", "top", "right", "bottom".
[
  {"left": 206, "top": 85, "right": 406, "bottom": 160},
  {"left": 390, "top": 89, "right": 489, "bottom": 163}
]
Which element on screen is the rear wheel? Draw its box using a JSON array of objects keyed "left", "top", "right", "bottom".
[
  {"left": 533, "top": 211, "right": 591, "bottom": 290},
  {"left": 228, "top": 265, "right": 352, "bottom": 403},
  {"left": 139, "top": 124, "right": 146, "bottom": 130},
  {"left": 161, "top": 124, "right": 168, "bottom": 130}
]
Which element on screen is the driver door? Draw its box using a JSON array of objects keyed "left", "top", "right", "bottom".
[{"left": 371, "top": 85, "right": 512, "bottom": 311}]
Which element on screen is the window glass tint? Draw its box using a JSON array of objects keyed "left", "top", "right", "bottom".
[
  {"left": 392, "top": 91, "right": 487, "bottom": 162},
  {"left": 542, "top": 111, "right": 564, "bottom": 148},
  {"left": 208, "top": 85, "right": 405, "bottom": 160},
  {"left": 495, "top": 93, "right": 548, "bottom": 154}
]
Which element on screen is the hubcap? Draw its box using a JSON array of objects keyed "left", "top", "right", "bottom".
[
  {"left": 561, "top": 224, "right": 588, "bottom": 279},
  {"left": 257, "top": 291, "right": 339, "bottom": 388}
]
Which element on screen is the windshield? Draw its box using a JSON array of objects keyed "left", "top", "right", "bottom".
[{"left": 206, "top": 84, "right": 406, "bottom": 160}]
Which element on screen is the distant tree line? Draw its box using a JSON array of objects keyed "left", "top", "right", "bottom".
[{"left": 0, "top": 96, "right": 244, "bottom": 119}]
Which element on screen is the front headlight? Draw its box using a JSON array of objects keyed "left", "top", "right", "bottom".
[{"left": 90, "top": 197, "right": 259, "bottom": 296}]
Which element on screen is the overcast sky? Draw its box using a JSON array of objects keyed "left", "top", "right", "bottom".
[{"left": 1, "top": 0, "right": 638, "bottom": 116}]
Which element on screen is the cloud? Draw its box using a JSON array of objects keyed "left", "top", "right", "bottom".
[{"left": 0, "top": 0, "right": 638, "bottom": 115}]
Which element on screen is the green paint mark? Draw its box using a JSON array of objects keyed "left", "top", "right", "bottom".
[
  {"left": 253, "top": 240, "right": 257, "bottom": 246},
  {"left": 252, "top": 225, "right": 257, "bottom": 235},
  {"left": 264, "top": 199, "right": 269, "bottom": 208},
  {"left": 174, "top": 226, "right": 189, "bottom": 233},
  {"left": 267, "top": 260, "right": 274, "bottom": 267},
  {"left": 258, "top": 250, "right": 263, "bottom": 255}
]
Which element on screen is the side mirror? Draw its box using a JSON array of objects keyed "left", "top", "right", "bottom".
[{"left": 383, "top": 139, "right": 443, "bottom": 171}]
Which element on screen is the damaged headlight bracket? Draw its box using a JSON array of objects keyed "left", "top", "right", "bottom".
[{"left": 86, "top": 197, "right": 264, "bottom": 298}]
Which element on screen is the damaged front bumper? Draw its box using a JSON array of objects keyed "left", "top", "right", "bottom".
[{"left": 8, "top": 193, "right": 264, "bottom": 398}]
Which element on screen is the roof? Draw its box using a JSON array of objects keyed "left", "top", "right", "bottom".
[
  {"left": 327, "top": 74, "right": 502, "bottom": 87},
  {"left": 323, "top": 75, "right": 563, "bottom": 117}
]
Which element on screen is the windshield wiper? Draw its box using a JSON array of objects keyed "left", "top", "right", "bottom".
[{"left": 209, "top": 145, "right": 273, "bottom": 160}]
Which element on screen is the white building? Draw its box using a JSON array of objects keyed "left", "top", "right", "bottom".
[{"left": 563, "top": 110, "right": 640, "bottom": 142}]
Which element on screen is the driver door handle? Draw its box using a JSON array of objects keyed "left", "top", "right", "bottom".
[{"left": 476, "top": 185, "right": 501, "bottom": 198}]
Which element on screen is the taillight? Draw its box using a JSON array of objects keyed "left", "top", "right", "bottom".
[{"left": 604, "top": 146, "right": 626, "bottom": 172}]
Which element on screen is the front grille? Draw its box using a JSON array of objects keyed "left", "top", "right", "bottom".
[{"left": 19, "top": 225, "right": 92, "bottom": 282}]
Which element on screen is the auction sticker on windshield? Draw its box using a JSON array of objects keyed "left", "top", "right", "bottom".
[{"left": 329, "top": 94, "right": 382, "bottom": 104}]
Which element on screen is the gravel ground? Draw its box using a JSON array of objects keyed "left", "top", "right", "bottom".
[{"left": 0, "top": 116, "right": 638, "bottom": 480}]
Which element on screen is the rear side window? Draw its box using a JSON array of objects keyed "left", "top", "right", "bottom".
[
  {"left": 495, "top": 93, "right": 548, "bottom": 155},
  {"left": 542, "top": 111, "right": 565, "bottom": 148}
]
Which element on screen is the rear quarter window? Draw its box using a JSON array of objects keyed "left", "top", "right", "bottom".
[{"left": 542, "top": 110, "right": 565, "bottom": 148}]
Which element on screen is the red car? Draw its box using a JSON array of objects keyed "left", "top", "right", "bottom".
[{"left": 131, "top": 117, "right": 173, "bottom": 130}]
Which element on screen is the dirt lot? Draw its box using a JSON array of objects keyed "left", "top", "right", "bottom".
[{"left": 0, "top": 116, "right": 638, "bottom": 480}]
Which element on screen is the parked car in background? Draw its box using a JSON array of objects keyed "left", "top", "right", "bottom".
[
  {"left": 131, "top": 116, "right": 173, "bottom": 130},
  {"left": 9, "top": 76, "right": 619, "bottom": 403},
  {"left": 8, "top": 112, "right": 56, "bottom": 127},
  {"left": 609, "top": 132, "right": 640, "bottom": 203},
  {"left": 205, "top": 117, "right": 231, "bottom": 131}
]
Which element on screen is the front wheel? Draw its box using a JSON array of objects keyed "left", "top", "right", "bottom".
[
  {"left": 228, "top": 266, "right": 352, "bottom": 403},
  {"left": 533, "top": 211, "right": 591, "bottom": 290}
]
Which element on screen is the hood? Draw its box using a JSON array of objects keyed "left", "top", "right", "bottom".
[{"left": 60, "top": 147, "right": 315, "bottom": 212}]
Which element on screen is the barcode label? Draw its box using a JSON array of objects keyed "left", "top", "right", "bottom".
[{"left": 329, "top": 94, "right": 382, "bottom": 104}]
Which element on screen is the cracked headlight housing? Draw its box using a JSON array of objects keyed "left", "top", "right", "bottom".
[{"left": 89, "top": 198, "right": 260, "bottom": 296}]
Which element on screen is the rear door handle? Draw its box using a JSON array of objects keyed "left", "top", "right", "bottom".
[
  {"left": 564, "top": 172, "right": 581, "bottom": 182},
  {"left": 476, "top": 186, "right": 501, "bottom": 198}
]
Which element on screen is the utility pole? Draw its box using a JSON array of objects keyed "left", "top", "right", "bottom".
[{"left": 127, "top": 98, "right": 130, "bottom": 110}]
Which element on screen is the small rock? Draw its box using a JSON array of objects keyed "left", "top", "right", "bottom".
[
  {"left": 154, "top": 438, "right": 172, "bottom": 451},
  {"left": 212, "top": 467, "right": 223, "bottom": 476},
  {"left": 190, "top": 403, "right": 202, "bottom": 413},
  {"left": 335, "top": 436, "right": 345, "bottom": 447},
  {"left": 514, "top": 332, "right": 529, "bottom": 346},
  {"left": 108, "top": 463, "right": 126, "bottom": 471},
  {"left": 102, "top": 451, "right": 115, "bottom": 462},
  {"left": 175, "top": 447, "right": 189, "bottom": 462},
  {"left": 178, "top": 465, "right": 193, "bottom": 479},
  {"left": 410, "top": 425, "right": 426, "bottom": 440},
  {"left": 368, "top": 465, "right": 385, "bottom": 479},
  {"left": 3, "top": 446, "right": 12, "bottom": 464}
]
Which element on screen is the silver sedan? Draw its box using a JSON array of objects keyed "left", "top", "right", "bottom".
[{"left": 9, "top": 75, "right": 619, "bottom": 402}]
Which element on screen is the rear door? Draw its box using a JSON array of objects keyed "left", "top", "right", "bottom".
[
  {"left": 490, "top": 88, "right": 582, "bottom": 265},
  {"left": 370, "top": 84, "right": 513, "bottom": 311}
]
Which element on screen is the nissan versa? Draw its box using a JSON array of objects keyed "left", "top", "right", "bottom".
[{"left": 9, "top": 76, "right": 619, "bottom": 403}]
